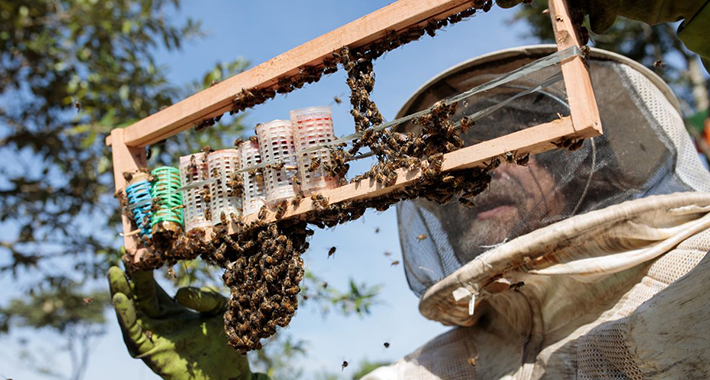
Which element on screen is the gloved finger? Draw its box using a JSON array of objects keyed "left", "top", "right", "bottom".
[
  {"left": 130, "top": 270, "right": 163, "bottom": 318},
  {"left": 588, "top": 3, "right": 617, "bottom": 34},
  {"left": 113, "top": 293, "right": 154, "bottom": 357},
  {"left": 108, "top": 266, "right": 134, "bottom": 299},
  {"left": 496, "top": 0, "right": 523, "bottom": 9},
  {"left": 175, "top": 286, "right": 227, "bottom": 314}
]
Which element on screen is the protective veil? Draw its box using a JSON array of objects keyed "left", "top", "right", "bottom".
[{"left": 364, "top": 46, "right": 710, "bottom": 379}]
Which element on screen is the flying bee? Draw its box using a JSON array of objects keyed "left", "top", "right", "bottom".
[
  {"left": 333, "top": 96, "right": 342, "bottom": 104},
  {"left": 384, "top": 251, "right": 392, "bottom": 256},
  {"left": 467, "top": 357, "right": 477, "bottom": 367},
  {"left": 341, "top": 361, "right": 349, "bottom": 371},
  {"left": 327, "top": 246, "right": 336, "bottom": 258},
  {"left": 416, "top": 234, "right": 427, "bottom": 242},
  {"left": 653, "top": 60, "right": 666, "bottom": 69},
  {"left": 375, "top": 227, "right": 380, "bottom": 234},
  {"left": 510, "top": 281, "right": 525, "bottom": 292},
  {"left": 391, "top": 260, "right": 400, "bottom": 267},
  {"left": 384, "top": 342, "right": 390, "bottom": 348},
  {"left": 82, "top": 297, "right": 94, "bottom": 305}
]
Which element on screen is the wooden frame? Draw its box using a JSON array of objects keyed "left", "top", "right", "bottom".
[{"left": 108, "top": 0, "right": 602, "bottom": 256}]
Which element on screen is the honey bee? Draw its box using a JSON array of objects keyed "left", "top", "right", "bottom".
[
  {"left": 384, "top": 251, "right": 392, "bottom": 256},
  {"left": 391, "top": 260, "right": 400, "bottom": 266},
  {"left": 258, "top": 205, "right": 268, "bottom": 221},
  {"left": 384, "top": 342, "right": 390, "bottom": 348},
  {"left": 467, "top": 357, "right": 477, "bottom": 367},
  {"left": 504, "top": 151, "right": 515, "bottom": 164},
  {"left": 322, "top": 282, "right": 328, "bottom": 289},
  {"left": 416, "top": 234, "right": 427, "bottom": 242},
  {"left": 327, "top": 246, "right": 336, "bottom": 258},
  {"left": 516, "top": 153, "right": 530, "bottom": 166},
  {"left": 333, "top": 96, "right": 342, "bottom": 104},
  {"left": 275, "top": 200, "right": 288, "bottom": 220},
  {"left": 568, "top": 138, "right": 584, "bottom": 151},
  {"left": 375, "top": 227, "right": 380, "bottom": 234},
  {"left": 82, "top": 297, "right": 94, "bottom": 305},
  {"left": 272, "top": 160, "right": 286, "bottom": 171},
  {"left": 341, "top": 361, "right": 349, "bottom": 371},
  {"left": 510, "top": 281, "right": 525, "bottom": 292},
  {"left": 653, "top": 60, "right": 666, "bottom": 69},
  {"left": 308, "top": 157, "right": 321, "bottom": 172}
]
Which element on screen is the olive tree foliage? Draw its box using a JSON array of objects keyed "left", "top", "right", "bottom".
[{"left": 0, "top": 1, "right": 380, "bottom": 379}]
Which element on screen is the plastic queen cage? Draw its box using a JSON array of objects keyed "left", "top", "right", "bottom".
[
  {"left": 255, "top": 120, "right": 298, "bottom": 204},
  {"left": 207, "top": 149, "right": 242, "bottom": 224},
  {"left": 150, "top": 166, "right": 183, "bottom": 234},
  {"left": 291, "top": 106, "right": 339, "bottom": 193},
  {"left": 125, "top": 177, "right": 153, "bottom": 237},
  {"left": 240, "top": 140, "right": 266, "bottom": 215},
  {"left": 179, "top": 154, "right": 212, "bottom": 232}
]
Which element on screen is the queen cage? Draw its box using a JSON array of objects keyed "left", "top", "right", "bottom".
[
  {"left": 207, "top": 149, "right": 242, "bottom": 224},
  {"left": 255, "top": 120, "right": 298, "bottom": 204},
  {"left": 125, "top": 178, "right": 153, "bottom": 237},
  {"left": 150, "top": 166, "right": 183, "bottom": 233},
  {"left": 291, "top": 106, "right": 339, "bottom": 193},
  {"left": 178, "top": 154, "right": 212, "bottom": 232},
  {"left": 239, "top": 140, "right": 266, "bottom": 216}
]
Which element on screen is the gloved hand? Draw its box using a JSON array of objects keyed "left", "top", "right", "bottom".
[
  {"left": 108, "top": 266, "right": 269, "bottom": 380},
  {"left": 497, "top": 0, "right": 708, "bottom": 34}
]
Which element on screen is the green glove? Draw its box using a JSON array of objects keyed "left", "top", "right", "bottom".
[{"left": 108, "top": 266, "right": 270, "bottom": 380}]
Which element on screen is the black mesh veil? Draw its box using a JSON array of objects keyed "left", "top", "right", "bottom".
[{"left": 395, "top": 46, "right": 710, "bottom": 296}]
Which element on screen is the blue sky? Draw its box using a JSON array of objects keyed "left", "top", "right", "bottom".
[{"left": 0, "top": 1, "right": 536, "bottom": 379}]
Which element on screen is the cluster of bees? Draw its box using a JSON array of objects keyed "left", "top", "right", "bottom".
[{"left": 121, "top": 0, "right": 593, "bottom": 354}]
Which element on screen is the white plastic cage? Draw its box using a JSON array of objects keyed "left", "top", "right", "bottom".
[
  {"left": 239, "top": 140, "right": 266, "bottom": 215},
  {"left": 291, "top": 106, "right": 339, "bottom": 193},
  {"left": 255, "top": 120, "right": 298, "bottom": 204},
  {"left": 207, "top": 149, "right": 242, "bottom": 224},
  {"left": 178, "top": 154, "right": 212, "bottom": 232}
]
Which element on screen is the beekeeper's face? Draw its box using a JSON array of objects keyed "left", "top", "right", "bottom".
[{"left": 430, "top": 156, "right": 566, "bottom": 263}]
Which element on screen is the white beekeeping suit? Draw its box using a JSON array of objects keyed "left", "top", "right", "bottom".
[{"left": 364, "top": 46, "right": 710, "bottom": 380}]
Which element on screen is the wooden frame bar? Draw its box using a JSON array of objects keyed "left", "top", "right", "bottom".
[
  {"left": 108, "top": 0, "right": 602, "bottom": 255},
  {"left": 105, "top": 0, "right": 476, "bottom": 148}
]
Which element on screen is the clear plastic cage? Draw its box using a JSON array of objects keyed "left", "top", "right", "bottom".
[
  {"left": 291, "top": 106, "right": 339, "bottom": 193},
  {"left": 178, "top": 154, "right": 212, "bottom": 232},
  {"left": 239, "top": 140, "right": 266, "bottom": 215},
  {"left": 255, "top": 120, "right": 298, "bottom": 204},
  {"left": 207, "top": 149, "right": 242, "bottom": 224}
]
